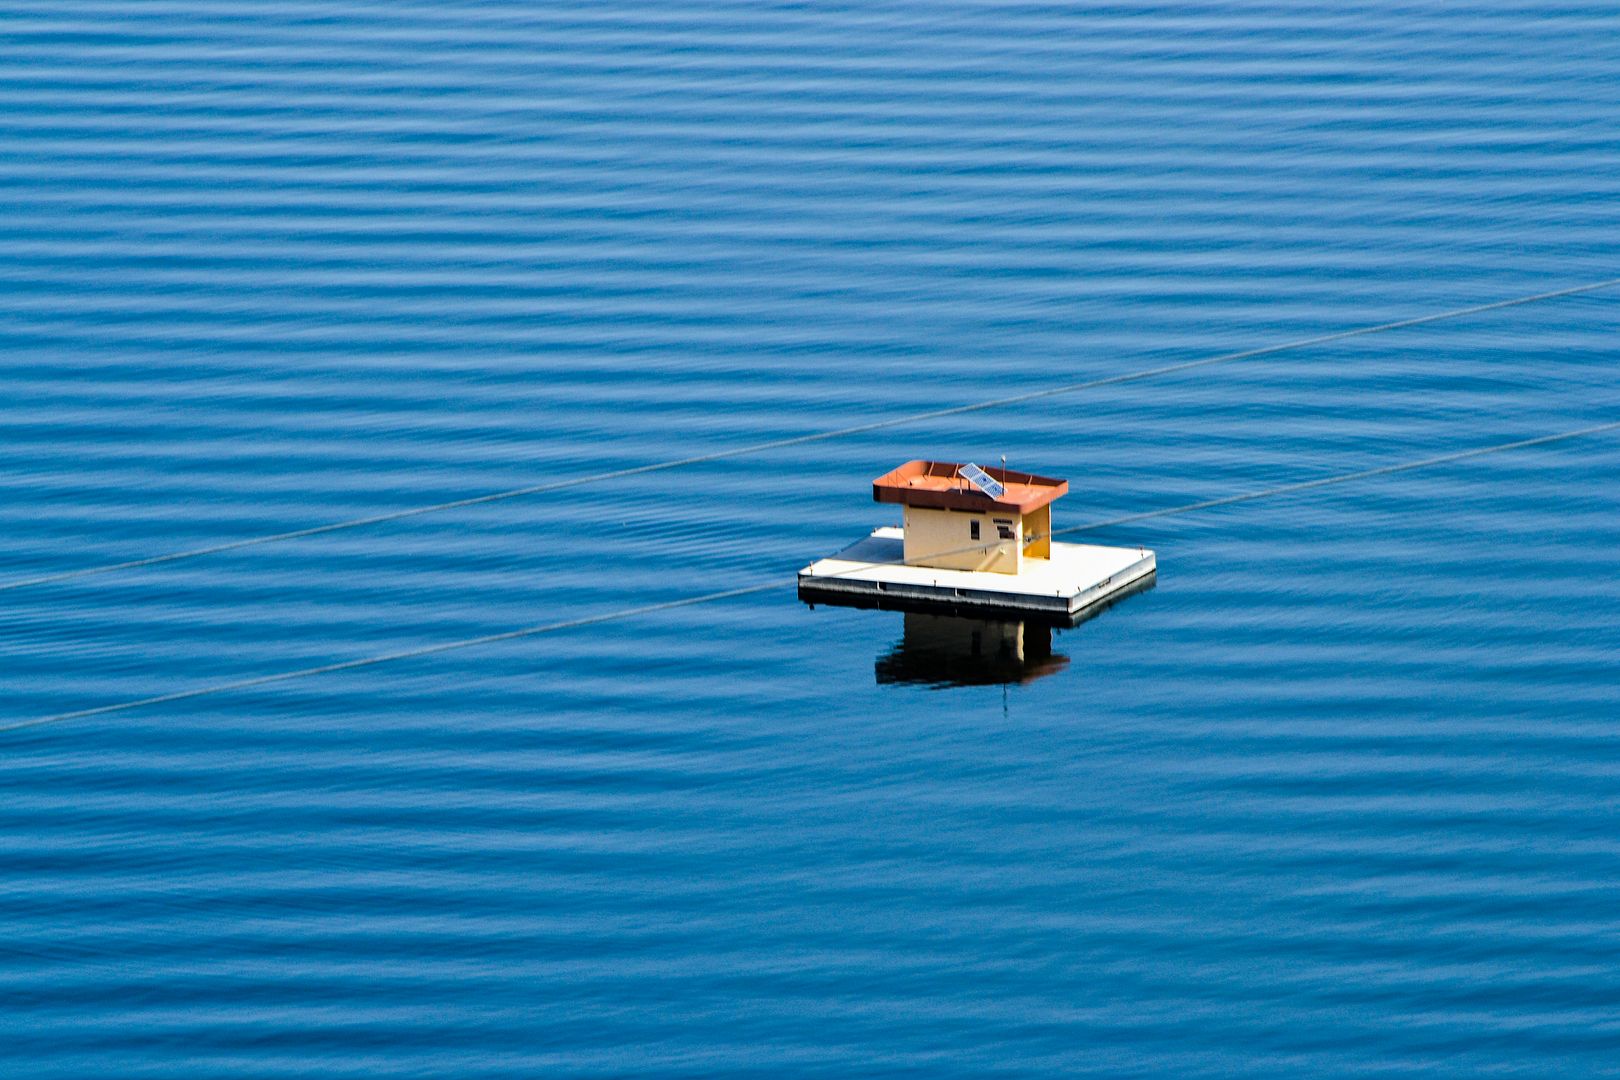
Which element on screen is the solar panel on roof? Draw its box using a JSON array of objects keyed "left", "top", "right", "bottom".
[{"left": 959, "top": 462, "right": 1006, "bottom": 500}]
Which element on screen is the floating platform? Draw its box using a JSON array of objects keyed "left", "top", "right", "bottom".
[{"left": 798, "top": 526, "right": 1156, "bottom": 622}]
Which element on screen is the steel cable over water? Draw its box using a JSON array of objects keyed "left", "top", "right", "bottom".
[
  {"left": 3, "top": 275, "right": 1618, "bottom": 594},
  {"left": 5, "top": 418, "right": 1615, "bottom": 736}
]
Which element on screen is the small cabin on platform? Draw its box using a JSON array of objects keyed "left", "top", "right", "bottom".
[
  {"left": 800, "top": 458, "right": 1152, "bottom": 620},
  {"left": 872, "top": 460, "right": 1069, "bottom": 576}
]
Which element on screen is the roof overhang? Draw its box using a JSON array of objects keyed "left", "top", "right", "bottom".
[{"left": 873, "top": 460, "right": 1068, "bottom": 514}]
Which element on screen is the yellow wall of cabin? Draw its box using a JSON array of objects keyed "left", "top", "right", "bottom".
[
  {"left": 1023, "top": 503, "right": 1050, "bottom": 559},
  {"left": 902, "top": 505, "right": 1022, "bottom": 574}
]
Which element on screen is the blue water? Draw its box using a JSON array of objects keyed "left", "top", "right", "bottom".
[{"left": 4, "top": 2, "right": 1620, "bottom": 1075}]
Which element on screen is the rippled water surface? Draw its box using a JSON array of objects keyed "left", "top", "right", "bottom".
[{"left": 4, "top": 3, "right": 1620, "bottom": 1076}]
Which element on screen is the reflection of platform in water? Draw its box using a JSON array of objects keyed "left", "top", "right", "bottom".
[
  {"left": 876, "top": 613, "right": 1070, "bottom": 688},
  {"left": 805, "top": 574, "right": 1156, "bottom": 688}
]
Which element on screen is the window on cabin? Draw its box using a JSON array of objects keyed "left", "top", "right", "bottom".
[{"left": 969, "top": 520, "right": 980, "bottom": 541}]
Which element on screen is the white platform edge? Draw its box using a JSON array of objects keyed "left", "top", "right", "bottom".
[{"left": 798, "top": 527, "right": 1157, "bottom": 616}]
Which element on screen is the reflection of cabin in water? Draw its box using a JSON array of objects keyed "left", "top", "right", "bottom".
[
  {"left": 875, "top": 613, "right": 1069, "bottom": 688},
  {"left": 872, "top": 460, "right": 1069, "bottom": 575}
]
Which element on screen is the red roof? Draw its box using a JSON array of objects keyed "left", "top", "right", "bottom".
[{"left": 872, "top": 460, "right": 1068, "bottom": 514}]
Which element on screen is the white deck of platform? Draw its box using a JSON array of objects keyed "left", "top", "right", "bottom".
[{"left": 799, "top": 526, "right": 1156, "bottom": 615}]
